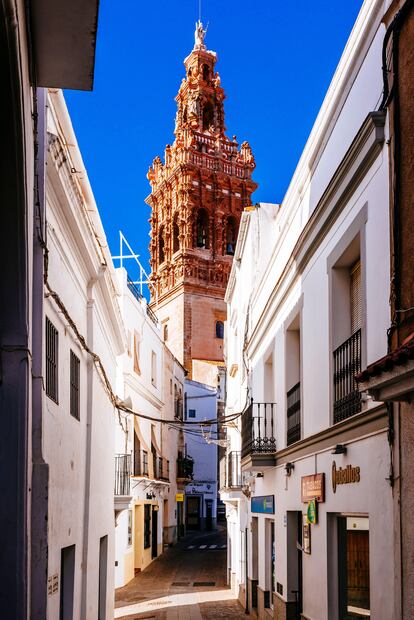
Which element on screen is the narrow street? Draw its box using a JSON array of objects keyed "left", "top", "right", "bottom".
[{"left": 115, "top": 526, "right": 245, "bottom": 619}]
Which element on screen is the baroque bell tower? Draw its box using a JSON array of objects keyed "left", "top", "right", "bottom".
[{"left": 146, "top": 21, "right": 257, "bottom": 380}]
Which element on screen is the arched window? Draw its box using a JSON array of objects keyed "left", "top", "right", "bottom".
[
  {"left": 158, "top": 227, "right": 165, "bottom": 264},
  {"left": 216, "top": 320, "right": 224, "bottom": 339},
  {"left": 172, "top": 215, "right": 180, "bottom": 254},
  {"left": 202, "top": 64, "right": 210, "bottom": 82},
  {"left": 226, "top": 216, "right": 237, "bottom": 255},
  {"left": 203, "top": 102, "right": 214, "bottom": 130},
  {"left": 196, "top": 209, "right": 209, "bottom": 248}
]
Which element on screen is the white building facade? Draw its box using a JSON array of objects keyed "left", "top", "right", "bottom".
[
  {"left": 221, "top": 1, "right": 399, "bottom": 619},
  {"left": 114, "top": 267, "right": 187, "bottom": 588},
  {"left": 44, "top": 90, "right": 125, "bottom": 619},
  {"left": 184, "top": 379, "right": 218, "bottom": 531}
]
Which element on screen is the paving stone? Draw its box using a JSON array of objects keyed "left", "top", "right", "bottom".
[{"left": 115, "top": 526, "right": 245, "bottom": 619}]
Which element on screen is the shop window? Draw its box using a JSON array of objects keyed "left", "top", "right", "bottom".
[
  {"left": 216, "top": 320, "right": 224, "bottom": 339},
  {"left": 144, "top": 505, "right": 151, "bottom": 549},
  {"left": 127, "top": 510, "right": 133, "bottom": 547},
  {"left": 196, "top": 209, "right": 209, "bottom": 248}
]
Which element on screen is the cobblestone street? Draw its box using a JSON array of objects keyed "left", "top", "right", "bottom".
[{"left": 115, "top": 526, "right": 245, "bottom": 619}]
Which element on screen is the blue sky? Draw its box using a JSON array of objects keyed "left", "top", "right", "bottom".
[{"left": 65, "top": 0, "right": 363, "bottom": 273}]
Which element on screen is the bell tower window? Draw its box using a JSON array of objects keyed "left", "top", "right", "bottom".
[
  {"left": 196, "top": 209, "right": 209, "bottom": 248},
  {"left": 173, "top": 216, "right": 180, "bottom": 254},
  {"left": 202, "top": 102, "right": 214, "bottom": 130},
  {"left": 226, "top": 216, "right": 237, "bottom": 255},
  {"left": 158, "top": 227, "right": 165, "bottom": 264},
  {"left": 202, "top": 64, "right": 210, "bottom": 82}
]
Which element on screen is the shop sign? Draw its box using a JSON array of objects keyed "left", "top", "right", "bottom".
[
  {"left": 251, "top": 495, "right": 275, "bottom": 514},
  {"left": 301, "top": 473, "right": 325, "bottom": 503},
  {"left": 307, "top": 498, "right": 317, "bottom": 524},
  {"left": 332, "top": 461, "right": 360, "bottom": 493},
  {"left": 175, "top": 493, "right": 184, "bottom": 502},
  {"left": 302, "top": 515, "right": 311, "bottom": 554}
]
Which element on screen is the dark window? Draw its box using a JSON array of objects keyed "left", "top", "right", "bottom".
[
  {"left": 144, "top": 504, "right": 151, "bottom": 549},
  {"left": 203, "top": 102, "right": 214, "bottom": 130},
  {"left": 226, "top": 216, "right": 237, "bottom": 255},
  {"left": 188, "top": 409, "right": 196, "bottom": 418},
  {"left": 46, "top": 317, "right": 59, "bottom": 403},
  {"left": 216, "top": 321, "right": 224, "bottom": 339},
  {"left": 202, "top": 64, "right": 210, "bottom": 82},
  {"left": 158, "top": 228, "right": 165, "bottom": 264},
  {"left": 173, "top": 217, "right": 180, "bottom": 253},
  {"left": 70, "top": 350, "right": 80, "bottom": 420},
  {"left": 196, "top": 209, "right": 209, "bottom": 248}
]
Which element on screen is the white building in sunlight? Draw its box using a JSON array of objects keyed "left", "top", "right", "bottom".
[
  {"left": 44, "top": 90, "right": 125, "bottom": 620},
  {"left": 114, "top": 268, "right": 187, "bottom": 588},
  {"left": 221, "top": 1, "right": 399, "bottom": 618}
]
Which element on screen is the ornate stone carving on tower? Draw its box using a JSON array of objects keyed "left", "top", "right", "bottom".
[{"left": 146, "top": 21, "right": 257, "bottom": 380}]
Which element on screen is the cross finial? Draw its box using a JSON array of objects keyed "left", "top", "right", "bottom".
[{"left": 194, "top": 19, "right": 207, "bottom": 49}]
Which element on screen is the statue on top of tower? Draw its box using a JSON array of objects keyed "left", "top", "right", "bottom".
[{"left": 194, "top": 20, "right": 207, "bottom": 49}]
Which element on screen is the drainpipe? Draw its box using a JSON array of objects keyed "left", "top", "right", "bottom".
[{"left": 80, "top": 278, "right": 97, "bottom": 618}]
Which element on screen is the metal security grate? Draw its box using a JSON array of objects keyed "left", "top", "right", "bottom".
[
  {"left": 333, "top": 329, "right": 362, "bottom": 423},
  {"left": 45, "top": 317, "right": 59, "bottom": 403},
  {"left": 241, "top": 402, "right": 276, "bottom": 459},
  {"left": 286, "top": 382, "right": 301, "bottom": 445},
  {"left": 114, "top": 454, "right": 131, "bottom": 495},
  {"left": 193, "top": 582, "right": 216, "bottom": 587},
  {"left": 70, "top": 350, "right": 80, "bottom": 420}
]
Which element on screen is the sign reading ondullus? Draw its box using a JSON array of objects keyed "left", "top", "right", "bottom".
[
  {"left": 251, "top": 495, "right": 275, "bottom": 514},
  {"left": 301, "top": 473, "right": 325, "bottom": 503},
  {"left": 332, "top": 461, "right": 360, "bottom": 493}
]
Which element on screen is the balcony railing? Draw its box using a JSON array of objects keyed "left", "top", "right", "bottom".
[
  {"left": 287, "top": 382, "right": 301, "bottom": 446},
  {"left": 114, "top": 454, "right": 131, "bottom": 496},
  {"left": 133, "top": 449, "right": 149, "bottom": 477},
  {"left": 333, "top": 329, "right": 362, "bottom": 423},
  {"left": 241, "top": 401, "right": 276, "bottom": 460},
  {"left": 127, "top": 276, "right": 143, "bottom": 302},
  {"left": 177, "top": 455, "right": 194, "bottom": 480},
  {"left": 227, "top": 451, "right": 241, "bottom": 487}
]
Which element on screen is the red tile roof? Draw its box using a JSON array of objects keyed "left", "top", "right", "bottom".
[{"left": 356, "top": 332, "right": 414, "bottom": 382}]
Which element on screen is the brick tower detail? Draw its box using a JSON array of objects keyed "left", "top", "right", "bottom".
[{"left": 146, "top": 21, "right": 257, "bottom": 378}]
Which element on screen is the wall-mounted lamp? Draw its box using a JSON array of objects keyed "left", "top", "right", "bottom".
[
  {"left": 332, "top": 444, "right": 347, "bottom": 455},
  {"left": 285, "top": 462, "right": 295, "bottom": 476}
]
